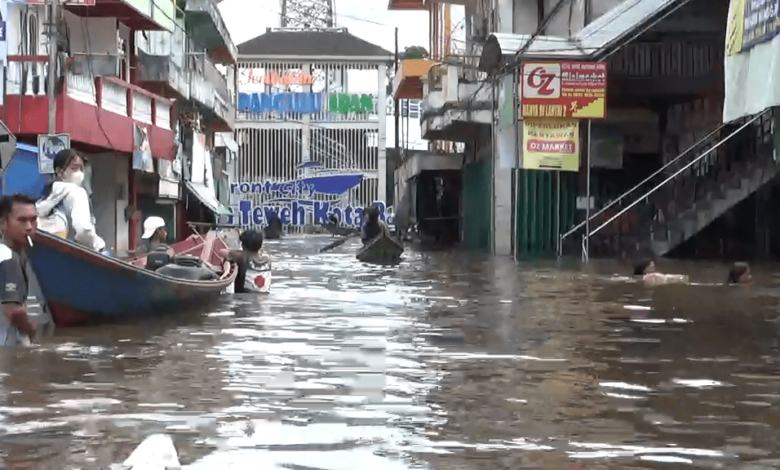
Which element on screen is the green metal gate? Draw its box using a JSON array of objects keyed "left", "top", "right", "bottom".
[
  {"left": 514, "top": 169, "right": 577, "bottom": 259},
  {"left": 462, "top": 162, "right": 492, "bottom": 250}
]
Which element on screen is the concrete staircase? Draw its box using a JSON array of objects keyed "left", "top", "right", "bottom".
[
  {"left": 582, "top": 112, "right": 777, "bottom": 259},
  {"left": 647, "top": 156, "right": 777, "bottom": 256}
]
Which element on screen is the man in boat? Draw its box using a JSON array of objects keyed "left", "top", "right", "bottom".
[
  {"left": 264, "top": 212, "right": 283, "bottom": 240},
  {"left": 220, "top": 229, "right": 271, "bottom": 293},
  {"left": 35, "top": 149, "right": 107, "bottom": 253},
  {"left": 136, "top": 216, "right": 170, "bottom": 255},
  {"left": 0, "top": 194, "right": 53, "bottom": 345},
  {"left": 360, "top": 204, "right": 390, "bottom": 245}
]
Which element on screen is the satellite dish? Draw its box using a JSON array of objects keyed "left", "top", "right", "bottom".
[{"left": 0, "top": 121, "right": 18, "bottom": 170}]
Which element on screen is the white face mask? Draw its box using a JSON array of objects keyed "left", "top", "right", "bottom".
[{"left": 64, "top": 170, "right": 85, "bottom": 186}]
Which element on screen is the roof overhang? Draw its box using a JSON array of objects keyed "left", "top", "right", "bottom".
[
  {"left": 238, "top": 55, "right": 394, "bottom": 64},
  {"left": 387, "top": 0, "right": 425, "bottom": 10},
  {"left": 479, "top": 0, "right": 694, "bottom": 73}
]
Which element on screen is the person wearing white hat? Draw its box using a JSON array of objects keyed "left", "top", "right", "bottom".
[{"left": 137, "top": 216, "right": 169, "bottom": 255}]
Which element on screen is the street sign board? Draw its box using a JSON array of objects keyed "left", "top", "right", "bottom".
[
  {"left": 38, "top": 134, "right": 70, "bottom": 174},
  {"left": 520, "top": 61, "right": 608, "bottom": 119},
  {"left": 0, "top": 120, "right": 16, "bottom": 169}
]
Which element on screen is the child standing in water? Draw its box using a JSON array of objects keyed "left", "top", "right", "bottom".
[{"left": 222, "top": 229, "right": 271, "bottom": 293}]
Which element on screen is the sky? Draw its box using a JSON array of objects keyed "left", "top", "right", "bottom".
[{"left": 217, "top": 0, "right": 440, "bottom": 149}]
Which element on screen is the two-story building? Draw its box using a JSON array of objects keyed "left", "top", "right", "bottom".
[
  {"left": 0, "top": 0, "right": 237, "bottom": 254},
  {"left": 393, "top": 0, "right": 777, "bottom": 261}
]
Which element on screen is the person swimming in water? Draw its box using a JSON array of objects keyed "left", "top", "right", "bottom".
[
  {"left": 633, "top": 258, "right": 688, "bottom": 285},
  {"left": 727, "top": 262, "right": 752, "bottom": 284}
]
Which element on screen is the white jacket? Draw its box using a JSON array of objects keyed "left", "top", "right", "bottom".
[{"left": 36, "top": 181, "right": 106, "bottom": 252}]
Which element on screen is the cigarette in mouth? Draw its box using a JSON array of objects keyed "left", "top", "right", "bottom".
[{"left": 27, "top": 236, "right": 33, "bottom": 247}]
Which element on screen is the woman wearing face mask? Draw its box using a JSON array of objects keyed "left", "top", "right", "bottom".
[{"left": 35, "top": 149, "right": 106, "bottom": 252}]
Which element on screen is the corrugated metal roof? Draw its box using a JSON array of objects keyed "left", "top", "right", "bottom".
[{"left": 488, "top": 0, "right": 691, "bottom": 59}]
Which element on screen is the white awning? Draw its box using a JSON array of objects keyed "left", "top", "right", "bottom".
[
  {"left": 215, "top": 133, "right": 239, "bottom": 153},
  {"left": 186, "top": 181, "right": 232, "bottom": 216}
]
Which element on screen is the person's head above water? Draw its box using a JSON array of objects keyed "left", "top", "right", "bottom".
[
  {"left": 53, "top": 149, "right": 85, "bottom": 186},
  {"left": 0, "top": 194, "right": 37, "bottom": 248},
  {"left": 633, "top": 259, "right": 656, "bottom": 276},
  {"left": 727, "top": 262, "right": 751, "bottom": 284},
  {"left": 364, "top": 205, "right": 380, "bottom": 223},
  {"left": 239, "top": 229, "right": 264, "bottom": 253}
]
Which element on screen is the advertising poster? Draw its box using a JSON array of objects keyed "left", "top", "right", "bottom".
[
  {"left": 520, "top": 61, "right": 607, "bottom": 119},
  {"left": 522, "top": 119, "right": 580, "bottom": 172}
]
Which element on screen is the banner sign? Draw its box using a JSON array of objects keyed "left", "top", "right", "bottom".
[
  {"left": 520, "top": 61, "right": 607, "bottom": 119},
  {"left": 522, "top": 119, "right": 580, "bottom": 172},
  {"left": 37, "top": 134, "right": 70, "bottom": 174},
  {"left": 727, "top": 0, "right": 780, "bottom": 56}
]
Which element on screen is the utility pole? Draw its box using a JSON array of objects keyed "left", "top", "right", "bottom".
[{"left": 47, "top": 0, "right": 58, "bottom": 134}]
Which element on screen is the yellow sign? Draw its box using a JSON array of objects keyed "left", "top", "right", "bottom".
[
  {"left": 726, "top": 0, "right": 780, "bottom": 56},
  {"left": 522, "top": 119, "right": 580, "bottom": 172}
]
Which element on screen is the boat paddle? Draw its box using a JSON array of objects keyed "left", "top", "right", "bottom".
[{"left": 320, "top": 233, "right": 359, "bottom": 253}]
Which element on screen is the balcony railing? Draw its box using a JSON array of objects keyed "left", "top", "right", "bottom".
[
  {"left": 7, "top": 55, "right": 172, "bottom": 130},
  {"left": 184, "top": 0, "right": 237, "bottom": 63}
]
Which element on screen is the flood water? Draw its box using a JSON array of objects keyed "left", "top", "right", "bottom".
[{"left": 2, "top": 237, "right": 780, "bottom": 469}]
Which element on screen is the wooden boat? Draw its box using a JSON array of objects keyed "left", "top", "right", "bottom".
[
  {"left": 356, "top": 231, "right": 404, "bottom": 264},
  {"left": 26, "top": 230, "right": 237, "bottom": 327}
]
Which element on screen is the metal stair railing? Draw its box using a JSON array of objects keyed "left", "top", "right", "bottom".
[
  {"left": 557, "top": 122, "right": 728, "bottom": 256},
  {"left": 580, "top": 111, "right": 767, "bottom": 260}
]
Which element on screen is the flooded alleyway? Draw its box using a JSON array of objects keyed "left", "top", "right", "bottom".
[{"left": 1, "top": 238, "right": 780, "bottom": 469}]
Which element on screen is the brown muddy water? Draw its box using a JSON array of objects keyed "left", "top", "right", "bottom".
[{"left": 1, "top": 237, "right": 780, "bottom": 469}]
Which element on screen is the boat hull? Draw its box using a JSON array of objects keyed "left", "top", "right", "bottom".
[
  {"left": 27, "top": 231, "right": 237, "bottom": 327},
  {"left": 356, "top": 232, "right": 404, "bottom": 264}
]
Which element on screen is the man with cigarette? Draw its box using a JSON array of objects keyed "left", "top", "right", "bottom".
[{"left": 0, "top": 194, "right": 52, "bottom": 345}]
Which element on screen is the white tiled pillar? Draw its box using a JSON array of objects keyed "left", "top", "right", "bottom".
[{"left": 493, "top": 74, "right": 517, "bottom": 256}]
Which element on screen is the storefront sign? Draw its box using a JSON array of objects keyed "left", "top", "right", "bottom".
[
  {"left": 238, "top": 92, "right": 322, "bottom": 114},
  {"left": 520, "top": 61, "right": 607, "bottom": 119},
  {"left": 234, "top": 199, "right": 393, "bottom": 227},
  {"left": 239, "top": 69, "right": 314, "bottom": 86},
  {"left": 230, "top": 170, "right": 393, "bottom": 227},
  {"left": 238, "top": 92, "right": 375, "bottom": 115},
  {"left": 727, "top": 0, "right": 780, "bottom": 55},
  {"left": 522, "top": 119, "right": 580, "bottom": 172}
]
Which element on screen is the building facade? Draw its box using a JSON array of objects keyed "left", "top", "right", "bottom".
[
  {"left": 232, "top": 28, "right": 393, "bottom": 232},
  {"left": 0, "top": 0, "right": 236, "bottom": 254},
  {"left": 391, "top": 0, "right": 780, "bottom": 260}
]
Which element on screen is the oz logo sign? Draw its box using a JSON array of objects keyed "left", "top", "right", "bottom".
[{"left": 522, "top": 62, "right": 561, "bottom": 99}]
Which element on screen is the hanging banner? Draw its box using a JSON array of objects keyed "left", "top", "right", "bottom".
[
  {"left": 522, "top": 119, "right": 580, "bottom": 172},
  {"left": 723, "top": 0, "right": 780, "bottom": 121},
  {"left": 726, "top": 0, "right": 779, "bottom": 56},
  {"left": 520, "top": 61, "right": 607, "bottom": 119}
]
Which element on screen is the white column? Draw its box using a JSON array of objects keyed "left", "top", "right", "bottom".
[
  {"left": 377, "top": 62, "right": 388, "bottom": 204},
  {"left": 493, "top": 74, "right": 515, "bottom": 256}
]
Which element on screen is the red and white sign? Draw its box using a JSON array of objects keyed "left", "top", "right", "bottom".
[{"left": 520, "top": 61, "right": 607, "bottom": 119}]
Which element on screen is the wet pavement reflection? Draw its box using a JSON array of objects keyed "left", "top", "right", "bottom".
[{"left": 2, "top": 237, "right": 780, "bottom": 469}]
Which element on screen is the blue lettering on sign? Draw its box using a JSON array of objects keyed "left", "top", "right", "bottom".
[
  {"left": 234, "top": 200, "right": 392, "bottom": 228},
  {"left": 238, "top": 92, "right": 322, "bottom": 114}
]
